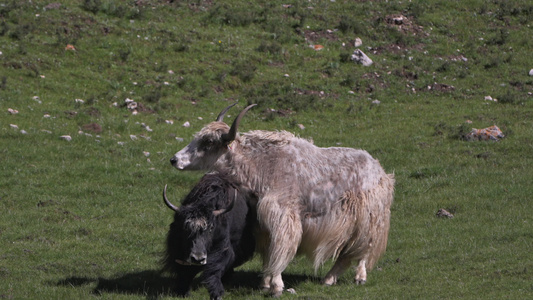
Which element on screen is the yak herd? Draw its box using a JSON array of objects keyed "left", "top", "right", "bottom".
[{"left": 162, "top": 103, "right": 394, "bottom": 299}]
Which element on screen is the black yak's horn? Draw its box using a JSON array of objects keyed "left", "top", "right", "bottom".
[
  {"left": 163, "top": 185, "right": 179, "bottom": 212},
  {"left": 216, "top": 102, "right": 238, "bottom": 122},
  {"left": 213, "top": 189, "right": 237, "bottom": 216},
  {"left": 221, "top": 104, "right": 256, "bottom": 144}
]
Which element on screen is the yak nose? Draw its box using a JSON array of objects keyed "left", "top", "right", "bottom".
[
  {"left": 190, "top": 252, "right": 207, "bottom": 265},
  {"left": 170, "top": 156, "right": 178, "bottom": 166}
]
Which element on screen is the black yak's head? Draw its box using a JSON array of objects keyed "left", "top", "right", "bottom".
[{"left": 162, "top": 176, "right": 236, "bottom": 267}]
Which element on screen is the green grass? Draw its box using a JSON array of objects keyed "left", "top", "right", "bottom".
[{"left": 1, "top": 0, "right": 533, "bottom": 299}]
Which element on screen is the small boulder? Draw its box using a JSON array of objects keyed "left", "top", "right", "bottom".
[
  {"left": 436, "top": 209, "right": 454, "bottom": 218},
  {"left": 351, "top": 49, "right": 373, "bottom": 66}
]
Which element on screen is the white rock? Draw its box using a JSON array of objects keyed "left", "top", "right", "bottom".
[
  {"left": 529, "top": 69, "right": 533, "bottom": 76},
  {"left": 354, "top": 37, "right": 362, "bottom": 47},
  {"left": 8, "top": 108, "right": 19, "bottom": 114},
  {"left": 176, "top": 137, "right": 184, "bottom": 142},
  {"left": 20, "top": 130, "right": 28, "bottom": 135},
  {"left": 10, "top": 124, "right": 19, "bottom": 129},
  {"left": 32, "top": 96, "right": 42, "bottom": 104},
  {"left": 351, "top": 49, "right": 373, "bottom": 66},
  {"left": 117, "top": 142, "right": 125, "bottom": 146},
  {"left": 43, "top": 114, "right": 51, "bottom": 118},
  {"left": 127, "top": 101, "right": 138, "bottom": 110},
  {"left": 60, "top": 135, "right": 72, "bottom": 141},
  {"left": 143, "top": 151, "right": 150, "bottom": 157},
  {"left": 372, "top": 100, "right": 381, "bottom": 105},
  {"left": 130, "top": 135, "right": 138, "bottom": 140},
  {"left": 297, "top": 124, "right": 305, "bottom": 130},
  {"left": 165, "top": 120, "right": 174, "bottom": 125},
  {"left": 75, "top": 99, "right": 84, "bottom": 104},
  {"left": 41, "top": 130, "right": 52, "bottom": 134},
  {"left": 183, "top": 121, "right": 191, "bottom": 128}
]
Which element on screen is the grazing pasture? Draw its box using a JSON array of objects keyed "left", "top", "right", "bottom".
[{"left": 1, "top": 0, "right": 532, "bottom": 299}]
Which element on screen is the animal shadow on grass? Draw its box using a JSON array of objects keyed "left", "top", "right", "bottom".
[{"left": 56, "top": 270, "right": 316, "bottom": 299}]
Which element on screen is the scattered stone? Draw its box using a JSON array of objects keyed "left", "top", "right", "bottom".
[
  {"left": 117, "top": 142, "right": 125, "bottom": 146},
  {"left": 32, "top": 96, "right": 42, "bottom": 104},
  {"left": 465, "top": 125, "right": 504, "bottom": 141},
  {"left": 484, "top": 95, "right": 497, "bottom": 102},
  {"left": 183, "top": 121, "right": 191, "bottom": 128},
  {"left": 286, "top": 288, "right": 296, "bottom": 294},
  {"left": 20, "top": 130, "right": 28, "bottom": 135},
  {"left": 143, "top": 151, "right": 150, "bottom": 157},
  {"left": 8, "top": 108, "right": 18, "bottom": 114},
  {"left": 10, "top": 124, "right": 18, "bottom": 129},
  {"left": 175, "top": 137, "right": 184, "bottom": 142},
  {"left": 43, "top": 114, "right": 51, "bottom": 118},
  {"left": 75, "top": 98, "right": 84, "bottom": 104},
  {"left": 311, "top": 44, "right": 324, "bottom": 51},
  {"left": 65, "top": 44, "right": 76, "bottom": 51},
  {"left": 354, "top": 37, "right": 362, "bottom": 47},
  {"left": 529, "top": 69, "right": 533, "bottom": 76},
  {"left": 351, "top": 49, "right": 373, "bottom": 66},
  {"left": 297, "top": 124, "right": 305, "bottom": 130},
  {"left": 60, "top": 135, "right": 72, "bottom": 141},
  {"left": 130, "top": 135, "right": 138, "bottom": 140},
  {"left": 165, "top": 120, "right": 174, "bottom": 125},
  {"left": 41, "top": 130, "right": 52, "bottom": 134},
  {"left": 436, "top": 209, "right": 454, "bottom": 218},
  {"left": 141, "top": 123, "right": 153, "bottom": 132},
  {"left": 372, "top": 100, "right": 381, "bottom": 105}
]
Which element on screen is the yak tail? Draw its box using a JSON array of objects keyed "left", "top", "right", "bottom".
[{"left": 310, "top": 173, "right": 395, "bottom": 272}]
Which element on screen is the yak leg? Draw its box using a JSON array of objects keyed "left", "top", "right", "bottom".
[
  {"left": 355, "top": 258, "right": 368, "bottom": 284},
  {"left": 257, "top": 194, "right": 302, "bottom": 297},
  {"left": 174, "top": 266, "right": 201, "bottom": 297},
  {"left": 322, "top": 254, "right": 354, "bottom": 286}
]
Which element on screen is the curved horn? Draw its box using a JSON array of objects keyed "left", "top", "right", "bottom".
[
  {"left": 213, "top": 189, "right": 237, "bottom": 217},
  {"left": 216, "top": 103, "right": 238, "bottom": 122},
  {"left": 221, "top": 104, "right": 256, "bottom": 144},
  {"left": 163, "top": 184, "right": 179, "bottom": 212}
]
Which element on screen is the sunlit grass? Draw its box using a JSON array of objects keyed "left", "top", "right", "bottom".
[{"left": 1, "top": 0, "right": 532, "bottom": 299}]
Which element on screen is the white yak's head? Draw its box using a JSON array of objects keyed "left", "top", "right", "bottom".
[{"left": 170, "top": 103, "right": 256, "bottom": 171}]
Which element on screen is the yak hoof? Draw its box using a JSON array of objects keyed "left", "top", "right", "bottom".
[
  {"left": 355, "top": 279, "right": 367, "bottom": 285},
  {"left": 267, "top": 287, "right": 283, "bottom": 298},
  {"left": 321, "top": 276, "right": 337, "bottom": 286}
]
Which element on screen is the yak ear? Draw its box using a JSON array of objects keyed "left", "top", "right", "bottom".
[
  {"left": 216, "top": 102, "right": 238, "bottom": 122},
  {"left": 212, "top": 189, "right": 237, "bottom": 216},
  {"left": 163, "top": 185, "right": 180, "bottom": 212},
  {"left": 221, "top": 104, "right": 256, "bottom": 145}
]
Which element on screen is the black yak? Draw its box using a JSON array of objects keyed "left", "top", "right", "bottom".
[{"left": 161, "top": 172, "right": 256, "bottom": 300}]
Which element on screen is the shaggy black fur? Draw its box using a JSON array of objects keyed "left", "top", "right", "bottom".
[{"left": 162, "top": 172, "right": 256, "bottom": 300}]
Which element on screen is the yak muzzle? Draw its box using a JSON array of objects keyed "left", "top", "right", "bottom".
[{"left": 189, "top": 252, "right": 207, "bottom": 265}]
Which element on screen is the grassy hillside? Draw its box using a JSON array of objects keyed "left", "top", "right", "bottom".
[{"left": 1, "top": 0, "right": 532, "bottom": 299}]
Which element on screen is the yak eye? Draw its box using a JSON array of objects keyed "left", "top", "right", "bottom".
[{"left": 200, "top": 140, "right": 212, "bottom": 150}]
